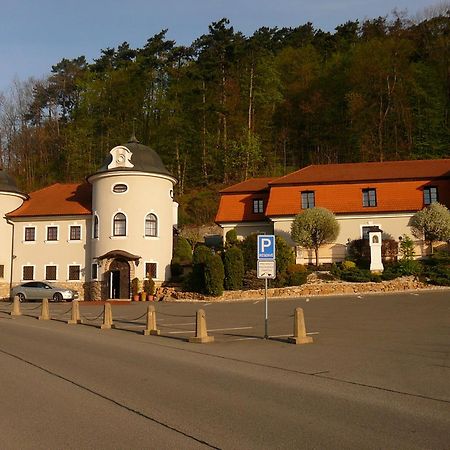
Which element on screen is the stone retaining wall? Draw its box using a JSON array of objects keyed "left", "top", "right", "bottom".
[{"left": 157, "top": 276, "right": 444, "bottom": 302}]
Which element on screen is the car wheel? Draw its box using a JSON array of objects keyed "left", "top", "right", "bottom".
[
  {"left": 17, "top": 293, "right": 25, "bottom": 303},
  {"left": 53, "top": 292, "right": 63, "bottom": 302}
]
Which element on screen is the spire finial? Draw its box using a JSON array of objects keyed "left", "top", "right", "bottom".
[{"left": 128, "top": 118, "right": 139, "bottom": 143}]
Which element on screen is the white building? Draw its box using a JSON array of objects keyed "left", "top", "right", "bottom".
[{"left": 0, "top": 137, "right": 178, "bottom": 300}]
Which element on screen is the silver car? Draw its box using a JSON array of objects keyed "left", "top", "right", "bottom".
[{"left": 11, "top": 282, "right": 79, "bottom": 302}]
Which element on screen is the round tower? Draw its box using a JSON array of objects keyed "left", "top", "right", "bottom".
[
  {"left": 87, "top": 137, "right": 178, "bottom": 300},
  {"left": 0, "top": 170, "right": 27, "bottom": 299}
]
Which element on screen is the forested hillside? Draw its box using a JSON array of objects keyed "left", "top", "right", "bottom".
[{"left": 0, "top": 9, "right": 449, "bottom": 224}]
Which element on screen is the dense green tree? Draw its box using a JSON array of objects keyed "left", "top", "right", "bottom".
[{"left": 291, "top": 207, "right": 340, "bottom": 266}]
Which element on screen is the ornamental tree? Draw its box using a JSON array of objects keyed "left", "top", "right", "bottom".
[
  {"left": 410, "top": 203, "right": 450, "bottom": 254},
  {"left": 290, "top": 207, "right": 340, "bottom": 266}
]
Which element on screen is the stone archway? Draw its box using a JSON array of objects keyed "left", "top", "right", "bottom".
[{"left": 108, "top": 258, "right": 130, "bottom": 299}]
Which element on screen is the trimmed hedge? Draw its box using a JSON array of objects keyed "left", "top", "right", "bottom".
[
  {"left": 204, "top": 254, "right": 225, "bottom": 296},
  {"left": 224, "top": 246, "right": 244, "bottom": 290}
]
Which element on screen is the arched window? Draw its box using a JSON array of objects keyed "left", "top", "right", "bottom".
[
  {"left": 93, "top": 215, "right": 99, "bottom": 239},
  {"left": 113, "top": 213, "right": 126, "bottom": 236},
  {"left": 145, "top": 213, "right": 157, "bottom": 237}
]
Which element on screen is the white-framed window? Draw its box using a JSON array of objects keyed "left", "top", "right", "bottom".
[
  {"left": 423, "top": 186, "right": 438, "bottom": 205},
  {"left": 145, "top": 213, "right": 158, "bottom": 237},
  {"left": 45, "top": 265, "right": 58, "bottom": 281},
  {"left": 68, "top": 265, "right": 81, "bottom": 281},
  {"left": 361, "top": 224, "right": 381, "bottom": 240},
  {"left": 46, "top": 225, "right": 59, "bottom": 242},
  {"left": 69, "top": 225, "right": 82, "bottom": 241},
  {"left": 22, "top": 265, "right": 35, "bottom": 281},
  {"left": 113, "top": 212, "right": 127, "bottom": 237},
  {"left": 93, "top": 214, "right": 99, "bottom": 239},
  {"left": 24, "top": 226, "right": 36, "bottom": 242},
  {"left": 91, "top": 262, "right": 98, "bottom": 280},
  {"left": 301, "top": 191, "right": 315, "bottom": 209},
  {"left": 253, "top": 199, "right": 264, "bottom": 214},
  {"left": 145, "top": 262, "right": 157, "bottom": 279},
  {"left": 362, "top": 188, "right": 377, "bottom": 207}
]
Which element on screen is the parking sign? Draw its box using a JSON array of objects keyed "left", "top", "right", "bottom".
[{"left": 257, "top": 235, "right": 275, "bottom": 260}]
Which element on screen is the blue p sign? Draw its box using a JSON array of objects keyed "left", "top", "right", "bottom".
[{"left": 257, "top": 235, "right": 275, "bottom": 260}]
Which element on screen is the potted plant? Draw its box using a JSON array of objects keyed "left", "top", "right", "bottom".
[
  {"left": 131, "top": 277, "right": 140, "bottom": 301},
  {"left": 143, "top": 277, "right": 155, "bottom": 301}
]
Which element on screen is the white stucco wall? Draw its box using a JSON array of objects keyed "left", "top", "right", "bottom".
[
  {"left": 272, "top": 212, "right": 424, "bottom": 264},
  {"left": 10, "top": 216, "right": 90, "bottom": 294},
  {"left": 0, "top": 191, "right": 26, "bottom": 297},
  {"left": 90, "top": 171, "right": 177, "bottom": 281}
]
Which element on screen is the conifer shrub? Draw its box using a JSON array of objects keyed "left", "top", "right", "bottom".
[
  {"left": 185, "top": 245, "right": 213, "bottom": 293},
  {"left": 225, "top": 229, "right": 238, "bottom": 247},
  {"left": 204, "top": 254, "right": 225, "bottom": 296},
  {"left": 286, "top": 264, "right": 308, "bottom": 286},
  {"left": 173, "top": 236, "right": 193, "bottom": 264},
  {"left": 239, "top": 234, "right": 258, "bottom": 271},
  {"left": 224, "top": 246, "right": 244, "bottom": 290}
]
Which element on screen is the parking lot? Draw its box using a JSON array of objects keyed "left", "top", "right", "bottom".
[{"left": 0, "top": 289, "right": 449, "bottom": 449}]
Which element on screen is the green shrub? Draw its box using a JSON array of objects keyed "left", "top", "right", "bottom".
[
  {"left": 143, "top": 278, "right": 155, "bottom": 295},
  {"left": 342, "top": 260, "right": 356, "bottom": 270},
  {"left": 204, "top": 254, "right": 225, "bottom": 296},
  {"left": 398, "top": 259, "right": 422, "bottom": 276},
  {"left": 224, "top": 246, "right": 244, "bottom": 290},
  {"left": 275, "top": 236, "right": 295, "bottom": 276},
  {"left": 340, "top": 268, "right": 372, "bottom": 282},
  {"left": 288, "top": 271, "right": 308, "bottom": 286},
  {"left": 186, "top": 245, "right": 213, "bottom": 293},
  {"left": 287, "top": 264, "right": 308, "bottom": 274},
  {"left": 239, "top": 234, "right": 258, "bottom": 271},
  {"left": 173, "top": 237, "right": 192, "bottom": 264},
  {"left": 242, "top": 270, "right": 265, "bottom": 290},
  {"left": 424, "top": 265, "right": 450, "bottom": 286},
  {"left": 131, "top": 277, "right": 140, "bottom": 296},
  {"left": 225, "top": 229, "right": 238, "bottom": 247},
  {"left": 170, "top": 258, "right": 183, "bottom": 278}
]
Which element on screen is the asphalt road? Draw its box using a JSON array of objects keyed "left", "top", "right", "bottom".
[{"left": 0, "top": 290, "right": 449, "bottom": 449}]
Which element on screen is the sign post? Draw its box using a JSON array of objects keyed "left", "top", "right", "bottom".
[{"left": 257, "top": 235, "right": 276, "bottom": 339}]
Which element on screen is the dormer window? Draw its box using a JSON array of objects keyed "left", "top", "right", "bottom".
[
  {"left": 423, "top": 186, "right": 438, "bottom": 205},
  {"left": 362, "top": 188, "right": 377, "bottom": 207},
  {"left": 301, "top": 191, "right": 315, "bottom": 209},
  {"left": 253, "top": 199, "right": 264, "bottom": 214}
]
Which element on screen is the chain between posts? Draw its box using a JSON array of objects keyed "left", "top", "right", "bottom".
[
  {"left": 157, "top": 311, "right": 195, "bottom": 318},
  {"left": 80, "top": 311, "right": 104, "bottom": 322},
  {"left": 51, "top": 307, "right": 73, "bottom": 318}
]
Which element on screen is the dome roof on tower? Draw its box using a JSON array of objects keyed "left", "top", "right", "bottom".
[
  {"left": 0, "top": 169, "right": 25, "bottom": 196},
  {"left": 93, "top": 136, "right": 174, "bottom": 179}
]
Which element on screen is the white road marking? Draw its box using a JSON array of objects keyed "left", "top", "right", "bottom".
[
  {"left": 203, "top": 303, "right": 211, "bottom": 306},
  {"left": 160, "top": 322, "right": 196, "bottom": 326},
  {"left": 167, "top": 326, "right": 253, "bottom": 335},
  {"left": 253, "top": 301, "right": 260, "bottom": 304},
  {"left": 230, "top": 337, "right": 259, "bottom": 341},
  {"left": 270, "top": 331, "right": 320, "bottom": 338}
]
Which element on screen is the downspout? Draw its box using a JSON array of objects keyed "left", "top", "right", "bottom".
[{"left": 6, "top": 218, "right": 14, "bottom": 300}]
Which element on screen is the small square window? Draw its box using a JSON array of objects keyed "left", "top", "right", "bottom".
[
  {"left": 362, "top": 189, "right": 377, "bottom": 207},
  {"left": 23, "top": 266, "right": 34, "bottom": 281},
  {"left": 24, "top": 227, "right": 35, "bottom": 242},
  {"left": 301, "top": 191, "right": 315, "bottom": 209},
  {"left": 70, "top": 225, "right": 81, "bottom": 240},
  {"left": 253, "top": 199, "right": 264, "bottom": 214},
  {"left": 47, "top": 226, "right": 58, "bottom": 241},
  {"left": 0, "top": 265, "right": 4, "bottom": 279},
  {"left": 45, "top": 266, "right": 57, "bottom": 281},
  {"left": 145, "top": 262, "right": 157, "bottom": 279},
  {"left": 68, "top": 265, "right": 80, "bottom": 281},
  {"left": 423, "top": 186, "right": 438, "bottom": 205}
]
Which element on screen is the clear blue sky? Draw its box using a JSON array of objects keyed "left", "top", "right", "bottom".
[{"left": 0, "top": 0, "right": 440, "bottom": 92}]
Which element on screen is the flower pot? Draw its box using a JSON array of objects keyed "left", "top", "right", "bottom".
[
  {"left": 141, "top": 292, "right": 147, "bottom": 302},
  {"left": 133, "top": 294, "right": 140, "bottom": 302}
]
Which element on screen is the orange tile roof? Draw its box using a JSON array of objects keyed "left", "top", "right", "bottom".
[
  {"left": 270, "top": 159, "right": 450, "bottom": 185},
  {"left": 220, "top": 177, "right": 275, "bottom": 193},
  {"left": 7, "top": 183, "right": 92, "bottom": 218},
  {"left": 215, "top": 192, "right": 270, "bottom": 223},
  {"left": 266, "top": 179, "right": 450, "bottom": 216}
]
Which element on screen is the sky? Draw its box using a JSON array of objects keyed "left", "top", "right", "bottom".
[{"left": 0, "top": 0, "right": 442, "bottom": 92}]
